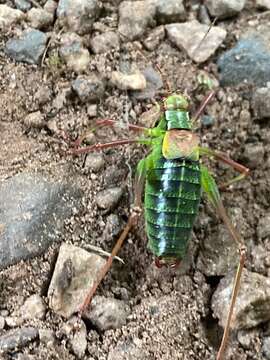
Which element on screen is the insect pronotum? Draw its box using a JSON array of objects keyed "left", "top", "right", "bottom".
[{"left": 69, "top": 27, "right": 250, "bottom": 360}]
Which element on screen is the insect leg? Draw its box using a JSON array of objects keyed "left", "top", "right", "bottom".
[
  {"left": 199, "top": 147, "right": 250, "bottom": 189},
  {"left": 200, "top": 164, "right": 246, "bottom": 360},
  {"left": 192, "top": 90, "right": 216, "bottom": 123},
  {"left": 78, "top": 159, "right": 148, "bottom": 316}
]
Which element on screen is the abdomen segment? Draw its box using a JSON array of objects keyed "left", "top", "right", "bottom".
[{"left": 144, "top": 158, "right": 201, "bottom": 261}]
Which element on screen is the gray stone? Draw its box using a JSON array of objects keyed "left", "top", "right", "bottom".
[
  {"left": 197, "top": 224, "right": 238, "bottom": 276},
  {"left": 5, "top": 29, "right": 48, "bottom": 65},
  {"left": 90, "top": 31, "right": 120, "bottom": 54},
  {"left": 85, "top": 296, "right": 130, "bottom": 331},
  {"left": 39, "top": 329, "right": 55, "bottom": 346},
  {"left": 15, "top": 0, "right": 31, "bottom": 12},
  {"left": 237, "top": 329, "right": 258, "bottom": 349},
  {"left": 143, "top": 26, "right": 165, "bottom": 51},
  {"left": 0, "top": 173, "right": 81, "bottom": 269},
  {"left": 19, "top": 294, "right": 46, "bottom": 320},
  {"left": 212, "top": 269, "right": 270, "bottom": 329},
  {"left": 108, "top": 343, "right": 148, "bottom": 360},
  {"left": 27, "top": 8, "right": 54, "bottom": 30},
  {"left": 166, "top": 20, "right": 227, "bottom": 63},
  {"left": 87, "top": 104, "right": 97, "bottom": 117},
  {"left": 0, "top": 317, "right": 5, "bottom": 330},
  {"left": 34, "top": 86, "right": 52, "bottom": 106},
  {"left": 262, "top": 336, "right": 270, "bottom": 359},
  {"left": 132, "top": 66, "right": 163, "bottom": 99},
  {"left": 218, "top": 37, "right": 270, "bottom": 87},
  {"left": 111, "top": 71, "right": 146, "bottom": 91},
  {"left": 96, "top": 187, "right": 123, "bottom": 212},
  {"left": 0, "top": 4, "right": 24, "bottom": 29},
  {"left": 85, "top": 153, "right": 105, "bottom": 172},
  {"left": 65, "top": 317, "right": 87, "bottom": 358},
  {"left": 59, "top": 32, "right": 90, "bottom": 73},
  {"left": 257, "top": 213, "right": 270, "bottom": 239},
  {"left": 102, "top": 214, "right": 122, "bottom": 241},
  {"left": 5, "top": 317, "right": 24, "bottom": 328},
  {"left": 205, "top": 0, "right": 246, "bottom": 19},
  {"left": 252, "top": 87, "right": 270, "bottom": 120},
  {"left": 0, "top": 327, "right": 38, "bottom": 352},
  {"left": 198, "top": 4, "right": 211, "bottom": 25},
  {"left": 57, "top": 0, "right": 100, "bottom": 35},
  {"left": 44, "top": 0, "right": 58, "bottom": 14},
  {"left": 256, "top": 0, "right": 270, "bottom": 9},
  {"left": 48, "top": 243, "right": 106, "bottom": 318},
  {"left": 118, "top": 0, "right": 156, "bottom": 41},
  {"left": 72, "top": 74, "right": 105, "bottom": 103},
  {"left": 242, "top": 143, "right": 265, "bottom": 169},
  {"left": 154, "top": 0, "right": 186, "bottom": 24},
  {"left": 23, "top": 111, "right": 44, "bottom": 128}
]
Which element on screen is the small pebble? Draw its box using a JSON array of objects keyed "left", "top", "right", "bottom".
[
  {"left": 96, "top": 187, "right": 123, "bottom": 212},
  {"left": 20, "top": 294, "right": 46, "bottom": 320},
  {"left": 242, "top": 143, "right": 265, "bottom": 169},
  {"left": 84, "top": 296, "right": 130, "bottom": 331},
  {"left": 252, "top": 87, "right": 270, "bottom": 120},
  {"left": 111, "top": 71, "right": 146, "bottom": 91},
  {"left": 24, "top": 111, "right": 44, "bottom": 129},
  {"left": 205, "top": 0, "right": 246, "bottom": 19},
  {"left": 85, "top": 153, "right": 105, "bottom": 172}
]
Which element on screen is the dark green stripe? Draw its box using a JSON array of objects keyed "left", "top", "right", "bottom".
[
  {"left": 147, "top": 167, "right": 201, "bottom": 184},
  {"left": 145, "top": 209, "right": 196, "bottom": 228},
  {"left": 145, "top": 193, "right": 199, "bottom": 214}
]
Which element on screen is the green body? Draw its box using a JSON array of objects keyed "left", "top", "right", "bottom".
[
  {"left": 137, "top": 94, "right": 202, "bottom": 264},
  {"left": 145, "top": 156, "right": 201, "bottom": 261}
]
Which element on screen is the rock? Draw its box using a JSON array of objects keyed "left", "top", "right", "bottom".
[
  {"left": 237, "top": 329, "right": 258, "bottom": 349},
  {"left": 72, "top": 74, "right": 105, "bottom": 103},
  {"left": 132, "top": 66, "right": 163, "bottom": 99},
  {"left": 44, "top": 0, "right": 58, "bottom": 14},
  {"left": 57, "top": 0, "right": 100, "bottom": 35},
  {"left": 201, "top": 115, "right": 214, "bottom": 126},
  {"left": 87, "top": 104, "right": 97, "bottom": 117},
  {"left": 0, "top": 172, "right": 81, "bottom": 269},
  {"left": 96, "top": 187, "right": 123, "bottom": 212},
  {"left": 262, "top": 336, "right": 270, "bottom": 359},
  {"left": 34, "top": 86, "right": 52, "bottom": 106},
  {"left": 39, "top": 329, "right": 55, "bottom": 346},
  {"left": 15, "top": 0, "right": 31, "bottom": 12},
  {"left": 5, "top": 29, "right": 48, "bottom": 65},
  {"left": 197, "top": 224, "right": 238, "bottom": 276},
  {"left": 257, "top": 213, "right": 270, "bottom": 239},
  {"left": 251, "top": 87, "right": 270, "bottom": 120},
  {"left": 85, "top": 296, "right": 130, "bottom": 331},
  {"left": 143, "top": 26, "right": 165, "bottom": 51},
  {"left": 85, "top": 153, "right": 105, "bottom": 172},
  {"left": 111, "top": 71, "right": 146, "bottom": 91},
  {"left": 256, "top": 0, "right": 270, "bottom": 9},
  {"left": 102, "top": 214, "right": 122, "bottom": 241},
  {"left": 19, "top": 294, "right": 46, "bottom": 320},
  {"left": 23, "top": 111, "right": 44, "bottom": 128},
  {"left": 48, "top": 243, "right": 106, "bottom": 318},
  {"left": 166, "top": 20, "right": 227, "bottom": 63},
  {"left": 27, "top": 8, "right": 54, "bottom": 30},
  {"left": 198, "top": 4, "right": 211, "bottom": 25},
  {"left": 90, "top": 31, "right": 120, "bottom": 54},
  {"left": 0, "top": 327, "right": 38, "bottom": 352},
  {"left": 212, "top": 269, "right": 270, "bottom": 329},
  {"left": 108, "top": 342, "right": 148, "bottom": 360},
  {"left": 5, "top": 317, "right": 24, "bottom": 328},
  {"left": 205, "top": 0, "right": 246, "bottom": 19},
  {"left": 154, "top": 0, "right": 186, "bottom": 24},
  {"left": 0, "top": 5, "right": 24, "bottom": 29},
  {"left": 59, "top": 32, "right": 90, "bottom": 73},
  {"left": 63, "top": 317, "right": 87, "bottom": 358},
  {"left": 241, "top": 143, "right": 265, "bottom": 169},
  {"left": 218, "top": 37, "right": 270, "bottom": 87},
  {"left": 118, "top": 0, "right": 156, "bottom": 41},
  {"left": 0, "top": 317, "right": 5, "bottom": 330}
]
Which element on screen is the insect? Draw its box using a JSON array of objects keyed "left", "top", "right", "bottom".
[
  {"left": 67, "top": 28, "right": 250, "bottom": 360},
  {"left": 69, "top": 88, "right": 249, "bottom": 360}
]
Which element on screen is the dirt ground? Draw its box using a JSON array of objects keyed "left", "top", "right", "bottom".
[{"left": 1, "top": 1, "right": 270, "bottom": 360}]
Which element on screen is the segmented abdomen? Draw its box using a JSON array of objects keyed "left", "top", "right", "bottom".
[{"left": 144, "top": 157, "right": 201, "bottom": 260}]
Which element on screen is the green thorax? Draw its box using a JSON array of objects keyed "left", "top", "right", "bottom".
[{"left": 164, "top": 94, "right": 192, "bottom": 130}]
